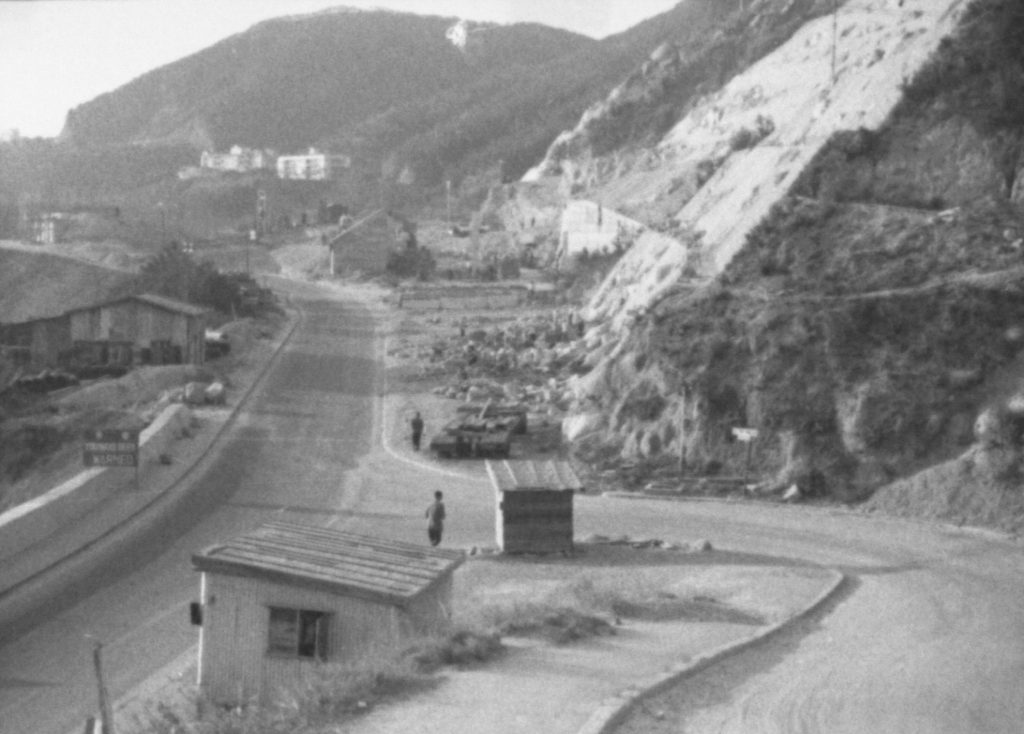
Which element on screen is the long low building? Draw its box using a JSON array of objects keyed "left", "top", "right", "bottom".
[{"left": 0, "top": 293, "right": 207, "bottom": 370}]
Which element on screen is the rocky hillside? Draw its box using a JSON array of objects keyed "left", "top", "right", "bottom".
[{"left": 558, "top": 0, "right": 1024, "bottom": 514}]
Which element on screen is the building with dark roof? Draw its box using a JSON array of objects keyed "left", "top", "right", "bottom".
[
  {"left": 192, "top": 522, "right": 464, "bottom": 705},
  {"left": 1, "top": 293, "right": 207, "bottom": 370}
]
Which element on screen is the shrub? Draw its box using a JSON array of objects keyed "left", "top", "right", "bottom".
[{"left": 385, "top": 246, "right": 436, "bottom": 281}]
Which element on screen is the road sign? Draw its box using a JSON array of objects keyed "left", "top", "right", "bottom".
[
  {"left": 83, "top": 428, "right": 140, "bottom": 468},
  {"left": 731, "top": 427, "right": 759, "bottom": 443}
]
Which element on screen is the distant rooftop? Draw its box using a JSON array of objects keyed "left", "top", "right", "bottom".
[
  {"left": 486, "top": 460, "right": 583, "bottom": 492},
  {"left": 193, "top": 522, "right": 464, "bottom": 606},
  {"left": 63, "top": 292, "right": 208, "bottom": 318}
]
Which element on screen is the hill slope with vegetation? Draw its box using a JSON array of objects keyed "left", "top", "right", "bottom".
[{"left": 0, "top": 1, "right": 750, "bottom": 229}]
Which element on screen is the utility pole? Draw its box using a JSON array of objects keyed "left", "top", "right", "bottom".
[
  {"left": 831, "top": 0, "right": 839, "bottom": 86},
  {"left": 157, "top": 201, "right": 166, "bottom": 245},
  {"left": 446, "top": 179, "right": 452, "bottom": 230}
]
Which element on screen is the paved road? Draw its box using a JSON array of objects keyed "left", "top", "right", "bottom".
[
  {"left": 2, "top": 278, "right": 1023, "bottom": 733},
  {"left": 599, "top": 499, "right": 1024, "bottom": 734},
  {"left": 0, "top": 282, "right": 385, "bottom": 734}
]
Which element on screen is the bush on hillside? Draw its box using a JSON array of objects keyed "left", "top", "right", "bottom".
[
  {"left": 385, "top": 246, "right": 436, "bottom": 281},
  {"left": 135, "top": 243, "right": 279, "bottom": 317}
]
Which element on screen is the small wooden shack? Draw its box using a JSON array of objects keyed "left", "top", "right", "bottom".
[
  {"left": 192, "top": 521, "right": 464, "bottom": 705},
  {"left": 486, "top": 460, "right": 582, "bottom": 554}
]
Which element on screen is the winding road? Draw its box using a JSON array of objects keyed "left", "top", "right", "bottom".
[{"left": 0, "top": 277, "right": 1022, "bottom": 733}]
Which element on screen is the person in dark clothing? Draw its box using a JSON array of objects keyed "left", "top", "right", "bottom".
[
  {"left": 425, "top": 491, "right": 446, "bottom": 546},
  {"left": 410, "top": 411, "right": 424, "bottom": 451}
]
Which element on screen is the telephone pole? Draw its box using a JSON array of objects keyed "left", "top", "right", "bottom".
[{"left": 831, "top": 0, "right": 839, "bottom": 85}]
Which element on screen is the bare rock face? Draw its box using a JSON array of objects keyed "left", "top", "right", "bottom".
[
  {"left": 974, "top": 407, "right": 1013, "bottom": 448},
  {"left": 562, "top": 412, "right": 605, "bottom": 442}
]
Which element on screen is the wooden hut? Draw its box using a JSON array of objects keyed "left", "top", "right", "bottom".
[
  {"left": 486, "top": 460, "right": 582, "bottom": 554},
  {"left": 66, "top": 293, "right": 207, "bottom": 366},
  {"left": 192, "top": 521, "right": 464, "bottom": 705}
]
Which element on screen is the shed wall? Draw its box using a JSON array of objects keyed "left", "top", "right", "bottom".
[
  {"left": 496, "top": 490, "right": 574, "bottom": 553},
  {"left": 199, "top": 572, "right": 439, "bottom": 705},
  {"left": 69, "top": 302, "right": 204, "bottom": 364},
  {"left": 30, "top": 317, "right": 71, "bottom": 368}
]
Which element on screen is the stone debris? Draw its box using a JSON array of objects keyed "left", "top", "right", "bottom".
[
  {"left": 577, "top": 534, "right": 706, "bottom": 552},
  {"left": 394, "top": 308, "right": 592, "bottom": 418}
]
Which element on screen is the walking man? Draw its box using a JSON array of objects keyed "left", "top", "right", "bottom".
[
  {"left": 425, "top": 491, "right": 446, "bottom": 546},
  {"left": 410, "top": 411, "right": 424, "bottom": 451}
]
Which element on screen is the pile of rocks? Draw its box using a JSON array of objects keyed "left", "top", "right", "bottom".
[{"left": 393, "top": 309, "right": 596, "bottom": 413}]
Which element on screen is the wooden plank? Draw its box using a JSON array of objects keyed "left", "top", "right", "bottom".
[
  {"left": 218, "top": 545, "right": 447, "bottom": 589},
  {"left": 259, "top": 522, "right": 462, "bottom": 561},
  {"left": 239, "top": 533, "right": 456, "bottom": 574},
  {"left": 227, "top": 537, "right": 450, "bottom": 580}
]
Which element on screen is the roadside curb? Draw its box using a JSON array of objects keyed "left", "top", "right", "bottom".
[
  {"left": 377, "top": 333, "right": 479, "bottom": 481},
  {"left": 0, "top": 306, "right": 302, "bottom": 635},
  {"left": 574, "top": 569, "right": 847, "bottom": 734}
]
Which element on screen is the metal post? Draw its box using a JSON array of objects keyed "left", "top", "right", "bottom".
[
  {"left": 831, "top": 0, "right": 839, "bottom": 86},
  {"left": 91, "top": 639, "right": 115, "bottom": 734},
  {"left": 446, "top": 179, "right": 452, "bottom": 229}
]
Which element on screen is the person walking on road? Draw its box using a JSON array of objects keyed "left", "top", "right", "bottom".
[
  {"left": 410, "top": 411, "right": 425, "bottom": 451},
  {"left": 425, "top": 491, "right": 446, "bottom": 546}
]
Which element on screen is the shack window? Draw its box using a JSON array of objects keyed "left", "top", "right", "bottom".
[{"left": 267, "top": 607, "right": 329, "bottom": 659}]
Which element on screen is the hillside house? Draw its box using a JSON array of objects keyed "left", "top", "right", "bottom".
[
  {"left": 276, "top": 148, "right": 351, "bottom": 181},
  {"left": 192, "top": 522, "right": 464, "bottom": 705},
  {"left": 27, "top": 213, "right": 71, "bottom": 244},
  {"left": 0, "top": 293, "right": 207, "bottom": 370},
  {"left": 200, "top": 145, "right": 275, "bottom": 173}
]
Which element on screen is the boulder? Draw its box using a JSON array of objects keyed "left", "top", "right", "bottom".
[
  {"left": 974, "top": 407, "right": 1012, "bottom": 447},
  {"left": 204, "top": 381, "right": 226, "bottom": 405},
  {"left": 563, "top": 412, "right": 605, "bottom": 442},
  {"left": 183, "top": 382, "right": 207, "bottom": 405}
]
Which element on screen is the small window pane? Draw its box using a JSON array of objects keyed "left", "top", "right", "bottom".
[
  {"left": 268, "top": 607, "right": 297, "bottom": 653},
  {"left": 298, "top": 610, "right": 328, "bottom": 659}
]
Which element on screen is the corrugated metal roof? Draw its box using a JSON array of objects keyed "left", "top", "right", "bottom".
[
  {"left": 193, "top": 522, "right": 464, "bottom": 606},
  {"left": 60, "top": 292, "right": 208, "bottom": 318},
  {"left": 132, "top": 293, "right": 208, "bottom": 316},
  {"left": 486, "top": 460, "right": 583, "bottom": 493}
]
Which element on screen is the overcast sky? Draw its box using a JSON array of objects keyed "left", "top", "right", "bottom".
[{"left": 0, "top": 0, "right": 682, "bottom": 138}]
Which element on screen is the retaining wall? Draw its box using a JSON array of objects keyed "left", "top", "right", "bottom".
[{"left": 0, "top": 404, "right": 191, "bottom": 561}]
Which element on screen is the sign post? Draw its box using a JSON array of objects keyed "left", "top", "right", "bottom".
[{"left": 83, "top": 428, "right": 140, "bottom": 491}]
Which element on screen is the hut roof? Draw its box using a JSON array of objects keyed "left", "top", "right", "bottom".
[
  {"left": 66, "top": 293, "right": 208, "bottom": 318},
  {"left": 193, "top": 522, "right": 464, "bottom": 607},
  {"left": 486, "top": 460, "right": 583, "bottom": 493}
]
